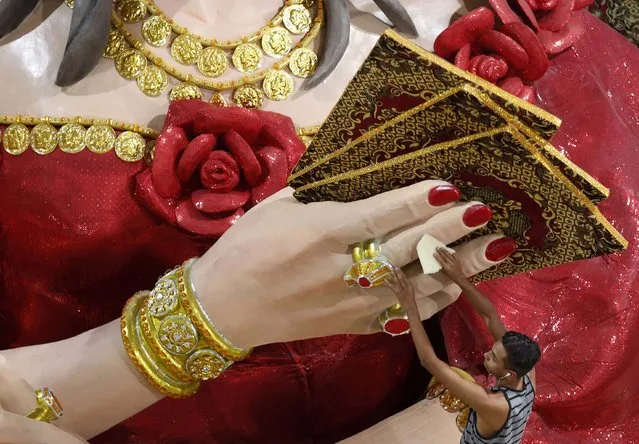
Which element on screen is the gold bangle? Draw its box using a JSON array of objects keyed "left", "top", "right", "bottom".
[
  {"left": 26, "top": 387, "right": 64, "bottom": 423},
  {"left": 121, "top": 260, "right": 251, "bottom": 397},
  {"left": 182, "top": 259, "right": 252, "bottom": 361},
  {"left": 121, "top": 292, "right": 200, "bottom": 398}
]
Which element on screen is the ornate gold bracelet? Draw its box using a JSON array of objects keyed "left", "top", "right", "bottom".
[{"left": 121, "top": 259, "right": 251, "bottom": 398}]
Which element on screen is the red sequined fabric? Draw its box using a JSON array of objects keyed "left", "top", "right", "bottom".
[{"left": 441, "top": 11, "right": 639, "bottom": 442}]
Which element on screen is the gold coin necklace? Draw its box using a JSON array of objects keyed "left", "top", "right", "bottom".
[{"left": 73, "top": 0, "right": 324, "bottom": 108}]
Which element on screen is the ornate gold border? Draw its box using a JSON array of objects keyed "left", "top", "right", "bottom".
[{"left": 382, "top": 29, "right": 562, "bottom": 128}]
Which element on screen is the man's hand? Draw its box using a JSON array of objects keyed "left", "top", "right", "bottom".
[{"left": 434, "top": 247, "right": 466, "bottom": 284}]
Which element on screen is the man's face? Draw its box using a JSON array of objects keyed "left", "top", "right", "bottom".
[{"left": 483, "top": 340, "right": 509, "bottom": 376}]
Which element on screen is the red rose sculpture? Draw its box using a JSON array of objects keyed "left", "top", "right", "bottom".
[
  {"left": 434, "top": 0, "right": 593, "bottom": 103},
  {"left": 134, "top": 100, "right": 306, "bottom": 237}
]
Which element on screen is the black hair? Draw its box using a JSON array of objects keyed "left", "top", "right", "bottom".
[{"left": 502, "top": 331, "right": 541, "bottom": 378}]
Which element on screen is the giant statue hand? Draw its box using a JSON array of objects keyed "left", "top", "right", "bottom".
[
  {"left": 0, "top": 357, "right": 88, "bottom": 444},
  {"left": 190, "top": 180, "right": 514, "bottom": 348}
]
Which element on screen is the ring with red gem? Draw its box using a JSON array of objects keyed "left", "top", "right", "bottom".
[
  {"left": 378, "top": 303, "right": 410, "bottom": 336},
  {"left": 343, "top": 240, "right": 393, "bottom": 289}
]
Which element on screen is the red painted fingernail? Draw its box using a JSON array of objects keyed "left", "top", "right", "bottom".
[
  {"left": 485, "top": 237, "right": 517, "bottom": 262},
  {"left": 462, "top": 204, "right": 493, "bottom": 227},
  {"left": 428, "top": 185, "right": 461, "bottom": 206}
]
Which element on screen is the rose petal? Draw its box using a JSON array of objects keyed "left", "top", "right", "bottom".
[
  {"left": 500, "top": 22, "right": 549, "bottom": 81},
  {"left": 469, "top": 55, "right": 509, "bottom": 83},
  {"left": 259, "top": 124, "right": 307, "bottom": 171},
  {"left": 225, "top": 130, "right": 263, "bottom": 186},
  {"left": 538, "top": 0, "right": 574, "bottom": 31},
  {"left": 194, "top": 107, "right": 264, "bottom": 144},
  {"left": 176, "top": 199, "right": 244, "bottom": 237},
  {"left": 251, "top": 147, "right": 288, "bottom": 205},
  {"left": 517, "top": 85, "right": 537, "bottom": 103},
  {"left": 164, "top": 100, "right": 215, "bottom": 131},
  {"left": 151, "top": 125, "right": 189, "bottom": 198},
  {"left": 454, "top": 44, "right": 472, "bottom": 70},
  {"left": 200, "top": 151, "right": 240, "bottom": 193},
  {"left": 192, "top": 189, "right": 250, "bottom": 214},
  {"left": 177, "top": 133, "right": 216, "bottom": 183},
  {"left": 498, "top": 76, "right": 525, "bottom": 96},
  {"left": 515, "top": 0, "right": 540, "bottom": 29},
  {"left": 536, "top": 16, "right": 583, "bottom": 54},
  {"left": 572, "top": 0, "right": 593, "bottom": 10},
  {"left": 134, "top": 169, "right": 177, "bottom": 225},
  {"left": 525, "top": 0, "right": 559, "bottom": 11},
  {"left": 488, "top": 0, "right": 523, "bottom": 25},
  {"left": 434, "top": 7, "right": 496, "bottom": 59},
  {"left": 477, "top": 30, "right": 529, "bottom": 71}
]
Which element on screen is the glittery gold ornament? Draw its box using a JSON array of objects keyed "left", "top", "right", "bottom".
[
  {"left": 58, "top": 123, "right": 86, "bottom": 153},
  {"left": 115, "top": 131, "right": 146, "bottom": 162},
  {"left": 233, "top": 84, "right": 264, "bottom": 108},
  {"left": 115, "top": 0, "right": 147, "bottom": 24},
  {"left": 136, "top": 65, "right": 169, "bottom": 97},
  {"left": 115, "top": 49, "right": 147, "bottom": 79},
  {"left": 144, "top": 140, "right": 156, "bottom": 165},
  {"left": 197, "top": 47, "right": 228, "bottom": 78},
  {"left": 283, "top": 5, "right": 311, "bottom": 34},
  {"left": 261, "top": 27, "right": 292, "bottom": 58},
  {"left": 262, "top": 70, "right": 294, "bottom": 101},
  {"left": 65, "top": 0, "right": 75, "bottom": 8},
  {"left": 209, "top": 92, "right": 227, "bottom": 107},
  {"left": 86, "top": 125, "right": 117, "bottom": 154},
  {"left": 170, "top": 82, "right": 203, "bottom": 101},
  {"left": 232, "top": 43, "right": 263, "bottom": 73},
  {"left": 30, "top": 123, "right": 58, "bottom": 155},
  {"left": 288, "top": 47, "right": 318, "bottom": 78},
  {"left": 301, "top": 135, "right": 313, "bottom": 147},
  {"left": 142, "top": 15, "right": 172, "bottom": 47},
  {"left": 170, "top": 34, "right": 203, "bottom": 65},
  {"left": 2, "top": 123, "right": 30, "bottom": 155},
  {"left": 103, "top": 28, "right": 128, "bottom": 60}
]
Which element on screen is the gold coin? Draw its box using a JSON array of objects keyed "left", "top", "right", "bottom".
[
  {"left": 170, "top": 82, "right": 203, "bottom": 101},
  {"left": 115, "top": 49, "right": 147, "bottom": 80},
  {"left": 86, "top": 125, "right": 117, "bottom": 153},
  {"left": 115, "top": 131, "right": 146, "bottom": 162},
  {"left": 103, "top": 28, "right": 128, "bottom": 60},
  {"left": 232, "top": 43, "right": 263, "bottom": 73},
  {"left": 262, "top": 70, "right": 294, "bottom": 101},
  {"left": 170, "top": 34, "right": 203, "bottom": 65},
  {"left": 261, "top": 27, "right": 292, "bottom": 58},
  {"left": 30, "top": 123, "right": 58, "bottom": 155},
  {"left": 209, "top": 92, "right": 227, "bottom": 107},
  {"left": 233, "top": 84, "right": 264, "bottom": 108},
  {"left": 289, "top": 47, "right": 318, "bottom": 78},
  {"left": 142, "top": 15, "right": 172, "bottom": 47},
  {"left": 197, "top": 47, "right": 228, "bottom": 77},
  {"left": 2, "top": 123, "right": 30, "bottom": 155},
  {"left": 136, "top": 65, "right": 169, "bottom": 97},
  {"left": 114, "top": 0, "right": 147, "bottom": 24},
  {"left": 283, "top": 5, "right": 311, "bottom": 34},
  {"left": 58, "top": 123, "right": 86, "bottom": 153}
]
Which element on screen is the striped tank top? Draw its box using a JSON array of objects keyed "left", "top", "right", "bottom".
[{"left": 461, "top": 374, "right": 535, "bottom": 444}]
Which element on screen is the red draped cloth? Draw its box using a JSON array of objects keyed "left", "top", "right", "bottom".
[
  {"left": 0, "top": 11, "right": 636, "bottom": 444},
  {"left": 441, "top": 11, "right": 639, "bottom": 443}
]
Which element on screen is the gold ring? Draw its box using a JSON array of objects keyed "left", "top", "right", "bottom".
[
  {"left": 343, "top": 239, "right": 393, "bottom": 288},
  {"left": 26, "top": 387, "right": 63, "bottom": 423},
  {"left": 378, "top": 303, "right": 411, "bottom": 336}
]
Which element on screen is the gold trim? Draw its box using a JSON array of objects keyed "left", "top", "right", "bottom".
[
  {"left": 294, "top": 126, "right": 509, "bottom": 191},
  {"left": 382, "top": 29, "right": 562, "bottom": 128},
  {"left": 0, "top": 115, "right": 159, "bottom": 138},
  {"left": 288, "top": 87, "right": 464, "bottom": 181}
]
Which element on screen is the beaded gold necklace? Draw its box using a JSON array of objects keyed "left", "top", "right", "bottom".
[{"left": 66, "top": 0, "right": 323, "bottom": 108}]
